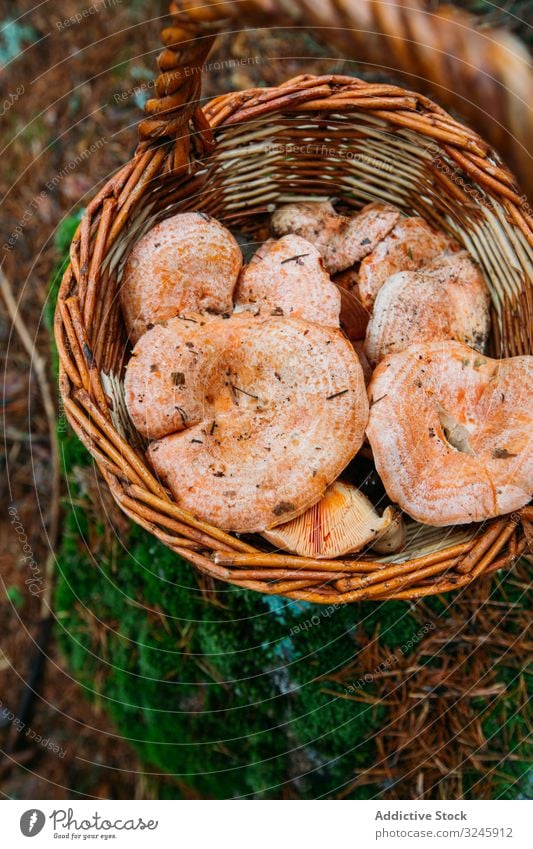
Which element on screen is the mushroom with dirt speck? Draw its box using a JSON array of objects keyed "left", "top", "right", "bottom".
[
  {"left": 364, "top": 251, "right": 490, "bottom": 366},
  {"left": 366, "top": 340, "right": 533, "bottom": 525},
  {"left": 358, "top": 216, "right": 457, "bottom": 310},
  {"left": 234, "top": 234, "right": 340, "bottom": 327},
  {"left": 120, "top": 212, "right": 242, "bottom": 343},
  {"left": 127, "top": 312, "right": 369, "bottom": 533},
  {"left": 271, "top": 201, "right": 400, "bottom": 274}
]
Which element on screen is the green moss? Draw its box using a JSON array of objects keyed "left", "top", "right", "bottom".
[
  {"left": 53, "top": 457, "right": 390, "bottom": 797},
  {"left": 6, "top": 586, "right": 24, "bottom": 609},
  {"left": 50, "top": 229, "right": 531, "bottom": 800}
]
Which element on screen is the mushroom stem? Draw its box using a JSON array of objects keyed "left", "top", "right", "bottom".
[{"left": 371, "top": 507, "right": 406, "bottom": 553}]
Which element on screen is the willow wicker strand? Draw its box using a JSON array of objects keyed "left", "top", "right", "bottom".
[
  {"left": 54, "top": 2, "right": 532, "bottom": 604},
  {"left": 165, "top": 0, "right": 533, "bottom": 197}
]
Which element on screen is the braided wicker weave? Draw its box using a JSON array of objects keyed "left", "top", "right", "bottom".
[
  {"left": 54, "top": 1, "right": 532, "bottom": 604},
  {"left": 193, "top": 0, "right": 533, "bottom": 198}
]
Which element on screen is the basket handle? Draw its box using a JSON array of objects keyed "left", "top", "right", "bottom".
[
  {"left": 137, "top": 0, "right": 226, "bottom": 170},
  {"left": 138, "top": 0, "right": 532, "bottom": 195}
]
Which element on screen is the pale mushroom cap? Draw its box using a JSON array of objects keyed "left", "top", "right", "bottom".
[
  {"left": 124, "top": 313, "right": 225, "bottom": 440},
  {"left": 234, "top": 235, "right": 340, "bottom": 327},
  {"left": 120, "top": 212, "right": 242, "bottom": 344},
  {"left": 366, "top": 340, "right": 533, "bottom": 525},
  {"left": 145, "top": 313, "right": 369, "bottom": 533},
  {"left": 271, "top": 201, "right": 400, "bottom": 274},
  {"left": 263, "top": 480, "right": 402, "bottom": 558},
  {"left": 371, "top": 509, "right": 407, "bottom": 554},
  {"left": 364, "top": 251, "right": 490, "bottom": 366},
  {"left": 271, "top": 200, "right": 338, "bottom": 256},
  {"left": 358, "top": 216, "right": 456, "bottom": 310},
  {"left": 328, "top": 202, "right": 400, "bottom": 275}
]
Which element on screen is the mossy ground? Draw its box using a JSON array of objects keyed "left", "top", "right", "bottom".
[{"left": 49, "top": 215, "right": 531, "bottom": 799}]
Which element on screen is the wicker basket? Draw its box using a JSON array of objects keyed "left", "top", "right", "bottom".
[{"left": 55, "top": 2, "right": 533, "bottom": 604}]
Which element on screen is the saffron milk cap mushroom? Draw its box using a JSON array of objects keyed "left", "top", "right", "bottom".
[
  {"left": 364, "top": 251, "right": 490, "bottom": 366},
  {"left": 120, "top": 212, "right": 242, "bottom": 343},
  {"left": 263, "top": 480, "right": 405, "bottom": 558},
  {"left": 124, "top": 313, "right": 224, "bottom": 440},
  {"left": 129, "top": 312, "right": 368, "bottom": 533},
  {"left": 366, "top": 340, "right": 533, "bottom": 525},
  {"left": 358, "top": 216, "right": 456, "bottom": 310},
  {"left": 234, "top": 235, "right": 340, "bottom": 326},
  {"left": 271, "top": 201, "right": 400, "bottom": 274}
]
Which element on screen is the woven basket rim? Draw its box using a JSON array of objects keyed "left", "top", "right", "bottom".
[{"left": 54, "top": 72, "right": 532, "bottom": 604}]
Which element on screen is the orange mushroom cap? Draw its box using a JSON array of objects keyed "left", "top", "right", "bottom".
[
  {"left": 366, "top": 340, "right": 533, "bottom": 525},
  {"left": 234, "top": 235, "right": 340, "bottom": 326},
  {"left": 358, "top": 216, "right": 456, "bottom": 310},
  {"left": 120, "top": 212, "right": 242, "bottom": 344},
  {"left": 127, "top": 312, "right": 368, "bottom": 533},
  {"left": 364, "top": 251, "right": 490, "bottom": 366},
  {"left": 271, "top": 201, "right": 400, "bottom": 274},
  {"left": 124, "top": 313, "right": 224, "bottom": 440}
]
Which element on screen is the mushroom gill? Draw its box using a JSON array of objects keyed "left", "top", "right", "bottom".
[{"left": 262, "top": 481, "right": 404, "bottom": 559}]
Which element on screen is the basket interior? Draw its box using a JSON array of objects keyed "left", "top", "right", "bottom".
[
  {"left": 91, "top": 106, "right": 532, "bottom": 566},
  {"left": 104, "top": 111, "right": 531, "bottom": 358}
]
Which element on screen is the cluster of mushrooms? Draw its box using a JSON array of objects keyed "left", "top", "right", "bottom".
[{"left": 121, "top": 202, "right": 532, "bottom": 559}]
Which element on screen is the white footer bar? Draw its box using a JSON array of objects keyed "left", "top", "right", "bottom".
[{"left": 3, "top": 799, "right": 531, "bottom": 848}]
